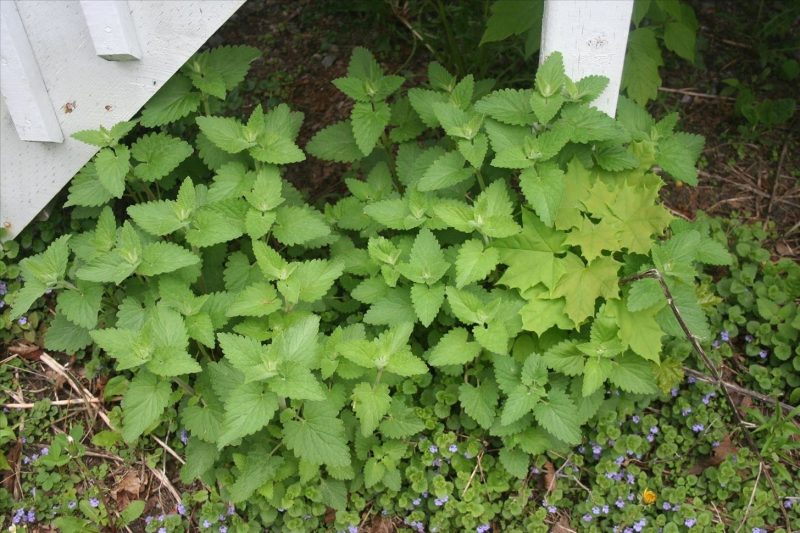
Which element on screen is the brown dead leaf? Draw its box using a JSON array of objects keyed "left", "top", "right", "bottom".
[
  {"left": 550, "top": 515, "right": 574, "bottom": 533},
  {"left": 711, "top": 434, "right": 738, "bottom": 466},
  {"left": 8, "top": 342, "right": 42, "bottom": 361},
  {"left": 2, "top": 441, "right": 21, "bottom": 492},
  {"left": 544, "top": 461, "right": 557, "bottom": 494},
  {"left": 111, "top": 470, "right": 141, "bottom": 507},
  {"left": 324, "top": 507, "right": 336, "bottom": 525},
  {"left": 367, "top": 516, "right": 395, "bottom": 533}
]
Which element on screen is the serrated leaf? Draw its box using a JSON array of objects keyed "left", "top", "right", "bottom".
[
  {"left": 480, "top": 0, "right": 539, "bottom": 45},
  {"left": 352, "top": 382, "right": 391, "bottom": 436},
  {"left": 284, "top": 402, "right": 350, "bottom": 467},
  {"left": 410, "top": 283, "right": 445, "bottom": 327},
  {"left": 226, "top": 282, "right": 281, "bottom": 318},
  {"left": 608, "top": 353, "right": 659, "bottom": 394},
  {"left": 269, "top": 365, "right": 326, "bottom": 401},
  {"left": 622, "top": 27, "right": 663, "bottom": 105},
  {"left": 127, "top": 200, "right": 185, "bottom": 236},
  {"left": 306, "top": 121, "right": 364, "bottom": 162},
  {"left": 44, "top": 314, "right": 93, "bottom": 353},
  {"left": 475, "top": 89, "right": 535, "bottom": 125},
  {"left": 56, "top": 282, "right": 103, "bottom": 329},
  {"left": 137, "top": 242, "right": 199, "bottom": 276},
  {"left": 656, "top": 132, "right": 704, "bottom": 185},
  {"left": 459, "top": 381, "right": 498, "bottom": 429},
  {"left": 427, "top": 327, "right": 481, "bottom": 366},
  {"left": 455, "top": 239, "right": 499, "bottom": 288},
  {"left": 277, "top": 259, "right": 344, "bottom": 304},
  {"left": 498, "top": 447, "right": 529, "bottom": 478},
  {"left": 351, "top": 101, "right": 390, "bottom": 156},
  {"left": 130, "top": 133, "right": 193, "bottom": 182},
  {"left": 273, "top": 205, "right": 330, "bottom": 246},
  {"left": 519, "top": 164, "right": 564, "bottom": 227},
  {"left": 140, "top": 74, "right": 200, "bottom": 127},
  {"left": 95, "top": 147, "right": 130, "bottom": 198},
  {"left": 417, "top": 151, "right": 473, "bottom": 192},
  {"left": 379, "top": 399, "right": 425, "bottom": 438},
  {"left": 121, "top": 372, "right": 171, "bottom": 442},
  {"left": 501, "top": 384, "right": 542, "bottom": 426},
  {"left": 66, "top": 164, "right": 115, "bottom": 208},
  {"left": 552, "top": 255, "right": 620, "bottom": 324},
  {"left": 536, "top": 52, "right": 565, "bottom": 97},
  {"left": 196, "top": 116, "right": 253, "bottom": 153},
  {"left": 531, "top": 388, "right": 580, "bottom": 444},
  {"left": 218, "top": 382, "right": 279, "bottom": 448}
]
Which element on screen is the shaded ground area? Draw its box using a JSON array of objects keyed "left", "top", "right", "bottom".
[{"left": 212, "top": 0, "right": 799, "bottom": 257}]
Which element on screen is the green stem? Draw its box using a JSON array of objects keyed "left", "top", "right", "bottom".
[
  {"left": 435, "top": 0, "right": 464, "bottom": 75},
  {"left": 381, "top": 133, "right": 401, "bottom": 192},
  {"left": 475, "top": 169, "right": 486, "bottom": 191},
  {"left": 278, "top": 396, "right": 287, "bottom": 410},
  {"left": 373, "top": 368, "right": 384, "bottom": 387},
  {"left": 201, "top": 94, "right": 211, "bottom": 116}
]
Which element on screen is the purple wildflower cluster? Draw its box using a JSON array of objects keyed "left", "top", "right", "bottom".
[
  {"left": 701, "top": 392, "right": 716, "bottom": 405},
  {"left": 11, "top": 508, "right": 36, "bottom": 525},
  {"left": 685, "top": 517, "right": 697, "bottom": 528},
  {"left": 691, "top": 424, "right": 705, "bottom": 433},
  {"left": 433, "top": 495, "right": 449, "bottom": 507},
  {"left": 476, "top": 524, "right": 490, "bottom": 533},
  {"left": 403, "top": 517, "right": 425, "bottom": 532}
]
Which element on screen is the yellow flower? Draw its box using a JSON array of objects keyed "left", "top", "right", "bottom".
[{"left": 642, "top": 488, "right": 657, "bottom": 505}]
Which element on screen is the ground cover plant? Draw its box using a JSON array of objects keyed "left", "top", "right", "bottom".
[{"left": 2, "top": 4, "right": 799, "bottom": 531}]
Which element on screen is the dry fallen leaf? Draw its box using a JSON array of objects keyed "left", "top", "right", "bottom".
[
  {"left": 711, "top": 434, "right": 738, "bottom": 466},
  {"left": 8, "top": 342, "right": 42, "bottom": 361},
  {"left": 550, "top": 515, "right": 574, "bottom": 533},
  {"left": 111, "top": 470, "right": 141, "bottom": 507},
  {"left": 544, "top": 461, "right": 557, "bottom": 494}
]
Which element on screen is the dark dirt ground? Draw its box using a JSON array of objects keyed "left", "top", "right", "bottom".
[{"left": 211, "top": 0, "right": 799, "bottom": 258}]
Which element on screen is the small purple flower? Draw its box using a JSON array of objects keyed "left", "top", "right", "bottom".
[
  {"left": 682, "top": 408, "right": 692, "bottom": 416},
  {"left": 712, "top": 340, "right": 720, "bottom": 349},
  {"left": 752, "top": 528, "right": 766, "bottom": 533},
  {"left": 219, "top": 527, "right": 229, "bottom": 533},
  {"left": 685, "top": 518, "right": 697, "bottom": 528},
  {"left": 650, "top": 426, "right": 659, "bottom": 435},
  {"left": 218, "top": 514, "right": 225, "bottom": 522},
  {"left": 0, "top": 281, "right": 7, "bottom": 295},
  {"left": 433, "top": 498, "right": 446, "bottom": 507},
  {"left": 592, "top": 444, "right": 602, "bottom": 456},
  {"left": 712, "top": 441, "right": 720, "bottom": 448},
  {"left": 605, "top": 471, "right": 617, "bottom": 479},
  {"left": 89, "top": 498, "right": 100, "bottom": 508},
  {"left": 720, "top": 331, "right": 729, "bottom": 342},
  {"left": 631, "top": 415, "right": 640, "bottom": 424},
  {"left": 692, "top": 424, "right": 705, "bottom": 433},
  {"left": 702, "top": 392, "right": 716, "bottom": 405},
  {"left": 429, "top": 445, "right": 438, "bottom": 454},
  {"left": 745, "top": 335, "right": 753, "bottom": 343},
  {"left": 577, "top": 445, "right": 586, "bottom": 453},
  {"left": 26, "top": 509, "right": 36, "bottom": 523},
  {"left": 12, "top": 508, "right": 24, "bottom": 524},
  {"left": 646, "top": 434, "right": 655, "bottom": 443},
  {"left": 547, "top": 505, "right": 557, "bottom": 514},
  {"left": 602, "top": 504, "right": 609, "bottom": 514},
  {"left": 615, "top": 498, "right": 625, "bottom": 509},
  {"left": 448, "top": 444, "right": 458, "bottom": 453},
  {"left": 432, "top": 458, "right": 442, "bottom": 467},
  {"left": 40, "top": 447, "right": 49, "bottom": 456},
  {"left": 23, "top": 455, "right": 30, "bottom": 464},
  {"left": 662, "top": 502, "right": 672, "bottom": 510},
  {"left": 592, "top": 506, "right": 600, "bottom": 515},
  {"left": 626, "top": 473, "right": 635, "bottom": 484},
  {"left": 158, "top": 514, "right": 165, "bottom": 522},
  {"left": 18, "top": 316, "right": 27, "bottom": 325},
  {"left": 633, "top": 519, "right": 646, "bottom": 532},
  {"left": 347, "top": 526, "right": 358, "bottom": 533},
  {"left": 582, "top": 514, "right": 593, "bottom": 522},
  {"left": 68, "top": 501, "right": 77, "bottom": 510},
  {"left": 412, "top": 498, "right": 421, "bottom": 506},
  {"left": 177, "top": 503, "right": 186, "bottom": 515},
  {"left": 627, "top": 492, "right": 635, "bottom": 501},
  {"left": 784, "top": 499, "right": 793, "bottom": 509},
  {"left": 759, "top": 350, "right": 768, "bottom": 360},
  {"left": 158, "top": 528, "right": 167, "bottom": 533},
  {"left": 671, "top": 387, "right": 679, "bottom": 397},
  {"left": 0, "top": 301, "right": 5, "bottom": 309},
  {"left": 227, "top": 503, "right": 235, "bottom": 515},
  {"left": 687, "top": 377, "right": 696, "bottom": 384},
  {"left": 477, "top": 524, "right": 491, "bottom": 533},
  {"left": 203, "top": 519, "right": 212, "bottom": 528},
  {"left": 531, "top": 466, "right": 540, "bottom": 474}
]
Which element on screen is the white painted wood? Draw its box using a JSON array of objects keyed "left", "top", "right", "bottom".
[
  {"left": 0, "top": 0, "right": 245, "bottom": 239},
  {"left": 80, "top": 0, "right": 142, "bottom": 61},
  {"left": 540, "top": 0, "right": 634, "bottom": 116},
  {"left": 0, "top": 1, "right": 64, "bottom": 143}
]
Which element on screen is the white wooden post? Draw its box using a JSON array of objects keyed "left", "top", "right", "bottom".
[
  {"left": 80, "top": 0, "right": 142, "bottom": 61},
  {"left": 0, "top": 0, "right": 63, "bottom": 143},
  {"left": 540, "top": 0, "right": 633, "bottom": 117}
]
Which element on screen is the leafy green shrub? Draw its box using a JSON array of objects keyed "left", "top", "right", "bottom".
[{"left": 8, "top": 45, "right": 718, "bottom": 530}]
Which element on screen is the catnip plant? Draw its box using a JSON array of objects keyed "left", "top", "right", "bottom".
[{"left": 8, "top": 45, "right": 728, "bottom": 529}]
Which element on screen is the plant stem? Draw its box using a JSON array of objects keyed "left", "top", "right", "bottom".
[{"left": 434, "top": 0, "right": 464, "bottom": 75}]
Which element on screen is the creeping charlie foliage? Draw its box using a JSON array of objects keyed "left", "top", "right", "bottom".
[{"left": 11, "top": 46, "right": 722, "bottom": 510}]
